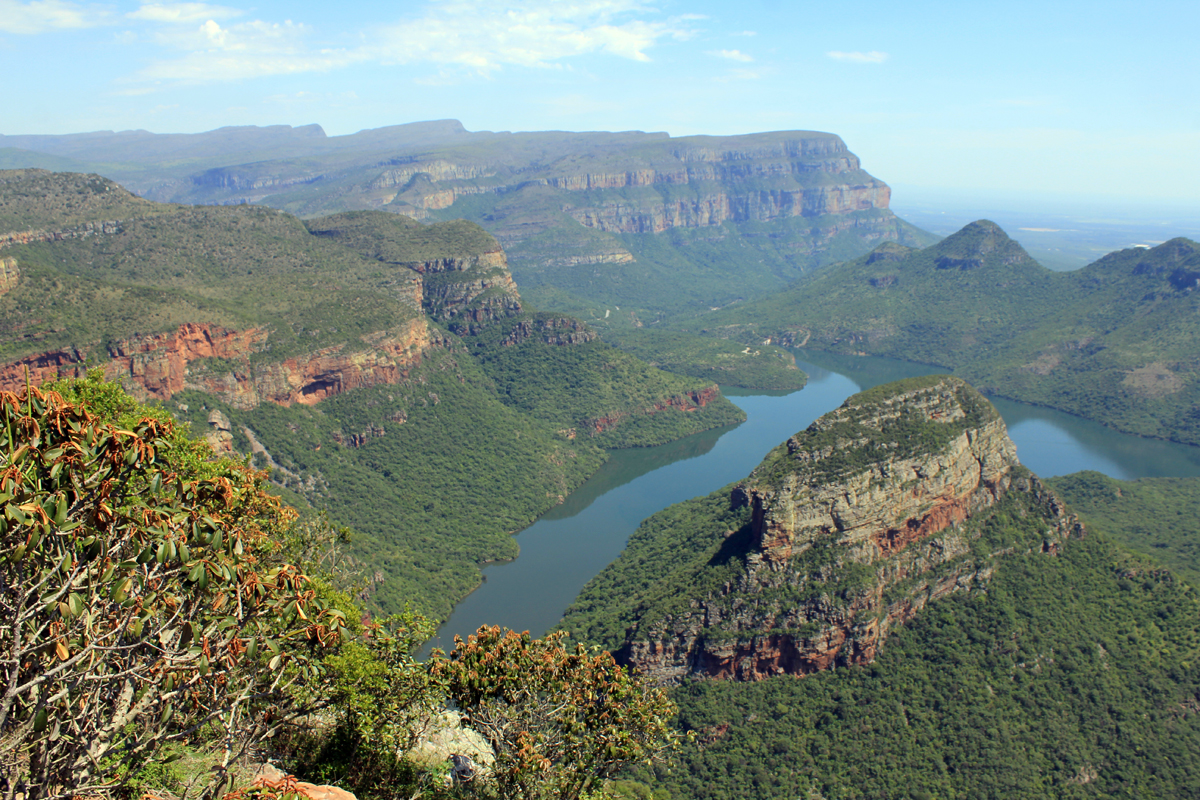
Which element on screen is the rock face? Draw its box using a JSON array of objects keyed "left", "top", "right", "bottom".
[
  {"left": 0, "top": 219, "right": 123, "bottom": 249},
  {"left": 501, "top": 316, "right": 598, "bottom": 347},
  {"left": 413, "top": 248, "right": 523, "bottom": 332},
  {"left": 615, "top": 376, "right": 1083, "bottom": 684},
  {"left": 0, "top": 318, "right": 436, "bottom": 410}
]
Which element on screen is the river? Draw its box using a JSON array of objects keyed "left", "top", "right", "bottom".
[{"left": 423, "top": 352, "right": 1200, "bottom": 653}]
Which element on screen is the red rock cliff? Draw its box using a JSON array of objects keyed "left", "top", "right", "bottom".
[{"left": 0, "top": 319, "right": 435, "bottom": 410}]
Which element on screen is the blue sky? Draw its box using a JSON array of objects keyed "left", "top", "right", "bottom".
[{"left": 2, "top": 0, "right": 1197, "bottom": 210}]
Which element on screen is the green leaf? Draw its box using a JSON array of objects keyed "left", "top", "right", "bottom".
[
  {"left": 111, "top": 577, "right": 132, "bottom": 602},
  {"left": 33, "top": 708, "right": 48, "bottom": 733},
  {"left": 268, "top": 654, "right": 283, "bottom": 671}
]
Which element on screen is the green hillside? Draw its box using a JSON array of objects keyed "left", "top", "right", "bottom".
[
  {"left": 693, "top": 221, "right": 1200, "bottom": 444},
  {"left": 656, "top": 532, "right": 1200, "bottom": 799},
  {"left": 1049, "top": 471, "right": 1200, "bottom": 588}
]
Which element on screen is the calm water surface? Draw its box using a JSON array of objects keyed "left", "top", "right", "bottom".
[{"left": 423, "top": 353, "right": 1200, "bottom": 653}]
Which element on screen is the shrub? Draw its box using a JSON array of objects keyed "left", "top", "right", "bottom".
[{"left": 0, "top": 380, "right": 348, "bottom": 800}]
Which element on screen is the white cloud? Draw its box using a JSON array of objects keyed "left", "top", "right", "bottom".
[
  {"left": 135, "top": 18, "right": 364, "bottom": 82},
  {"left": 0, "top": 0, "right": 105, "bottom": 33},
  {"left": 826, "top": 50, "right": 888, "bottom": 64},
  {"left": 709, "top": 48, "right": 752, "bottom": 62},
  {"left": 127, "top": 0, "right": 691, "bottom": 86},
  {"left": 371, "top": 0, "right": 694, "bottom": 73},
  {"left": 127, "top": 3, "right": 241, "bottom": 24}
]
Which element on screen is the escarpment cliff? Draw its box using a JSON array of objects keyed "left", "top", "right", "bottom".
[
  {"left": 11, "top": 125, "right": 933, "bottom": 316},
  {"left": 415, "top": 249, "right": 522, "bottom": 332},
  {"left": 306, "top": 212, "right": 523, "bottom": 332},
  {"left": 0, "top": 319, "right": 436, "bottom": 410},
  {"left": 562, "top": 376, "right": 1083, "bottom": 684}
]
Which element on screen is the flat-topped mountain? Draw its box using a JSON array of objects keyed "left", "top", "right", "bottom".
[
  {"left": 696, "top": 220, "right": 1200, "bottom": 445},
  {"left": 561, "top": 376, "right": 1081, "bottom": 683},
  {"left": 0, "top": 168, "right": 744, "bottom": 619},
  {"left": 0, "top": 122, "right": 936, "bottom": 319}
]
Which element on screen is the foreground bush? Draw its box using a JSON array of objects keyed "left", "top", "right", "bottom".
[
  {"left": 0, "top": 379, "right": 348, "bottom": 800},
  {"left": 430, "top": 626, "right": 683, "bottom": 800}
]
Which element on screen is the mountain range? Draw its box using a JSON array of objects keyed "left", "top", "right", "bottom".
[{"left": 0, "top": 122, "right": 935, "bottom": 320}]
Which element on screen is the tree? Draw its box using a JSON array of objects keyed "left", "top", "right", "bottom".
[
  {"left": 429, "top": 626, "right": 684, "bottom": 800},
  {"left": 0, "top": 378, "right": 348, "bottom": 800}
]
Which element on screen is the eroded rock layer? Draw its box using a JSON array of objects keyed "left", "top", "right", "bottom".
[{"left": 0, "top": 319, "right": 436, "bottom": 410}]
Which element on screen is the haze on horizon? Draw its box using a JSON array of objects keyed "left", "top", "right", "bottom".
[{"left": 2, "top": 0, "right": 1197, "bottom": 215}]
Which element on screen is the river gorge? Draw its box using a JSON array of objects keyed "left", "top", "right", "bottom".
[{"left": 424, "top": 352, "right": 1200, "bottom": 653}]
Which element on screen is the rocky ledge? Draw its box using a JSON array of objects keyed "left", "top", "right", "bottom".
[
  {"left": 0, "top": 319, "right": 437, "bottom": 410},
  {"left": 615, "top": 376, "right": 1083, "bottom": 683}
]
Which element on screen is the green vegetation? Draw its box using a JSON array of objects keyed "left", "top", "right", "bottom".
[
  {"left": 648, "top": 529, "right": 1200, "bottom": 799},
  {"left": 560, "top": 485, "right": 752, "bottom": 651},
  {"left": 2, "top": 203, "right": 422, "bottom": 364},
  {"left": 306, "top": 211, "right": 499, "bottom": 264},
  {"left": 466, "top": 313, "right": 746, "bottom": 448},
  {"left": 429, "top": 626, "right": 683, "bottom": 800},
  {"left": 0, "top": 170, "right": 163, "bottom": 230},
  {"left": 172, "top": 343, "right": 608, "bottom": 621},
  {"left": 0, "top": 377, "right": 352, "bottom": 798},
  {"left": 2, "top": 378, "right": 681, "bottom": 800},
  {"left": 1049, "top": 471, "right": 1200, "bottom": 587},
  {"left": 694, "top": 221, "right": 1200, "bottom": 445},
  {"left": 600, "top": 329, "right": 806, "bottom": 390}
]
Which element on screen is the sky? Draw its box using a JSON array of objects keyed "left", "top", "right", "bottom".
[{"left": 2, "top": 0, "right": 1198, "bottom": 212}]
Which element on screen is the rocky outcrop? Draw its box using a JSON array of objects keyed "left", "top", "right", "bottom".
[
  {"left": 0, "top": 319, "right": 437, "bottom": 410},
  {"left": 176, "top": 321, "right": 436, "bottom": 409},
  {"left": 204, "top": 409, "right": 235, "bottom": 456},
  {"left": 567, "top": 183, "right": 889, "bottom": 234},
  {"left": 0, "top": 219, "right": 123, "bottom": 249},
  {"left": 617, "top": 377, "right": 1083, "bottom": 684},
  {"left": 252, "top": 763, "right": 357, "bottom": 800},
  {"left": 0, "top": 256, "right": 18, "bottom": 295},
  {"left": 587, "top": 385, "right": 722, "bottom": 435},
  {"left": 414, "top": 249, "right": 523, "bottom": 331},
  {"left": 501, "top": 316, "right": 598, "bottom": 347}
]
